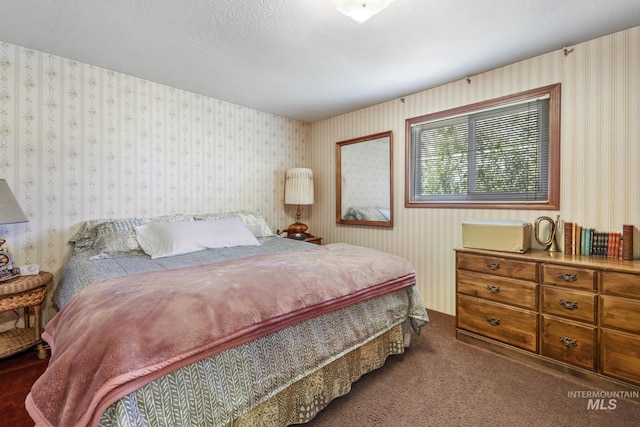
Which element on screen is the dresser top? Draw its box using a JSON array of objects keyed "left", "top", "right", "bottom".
[{"left": 455, "top": 248, "right": 640, "bottom": 273}]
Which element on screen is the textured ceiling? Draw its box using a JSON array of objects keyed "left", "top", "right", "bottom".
[{"left": 1, "top": 0, "right": 639, "bottom": 123}]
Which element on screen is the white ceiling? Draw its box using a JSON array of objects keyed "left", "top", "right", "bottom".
[{"left": 1, "top": 0, "right": 639, "bottom": 123}]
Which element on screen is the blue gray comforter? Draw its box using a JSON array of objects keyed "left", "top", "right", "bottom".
[{"left": 53, "top": 236, "right": 315, "bottom": 309}]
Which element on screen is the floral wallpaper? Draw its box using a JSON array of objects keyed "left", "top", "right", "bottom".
[{"left": 0, "top": 41, "right": 309, "bottom": 326}]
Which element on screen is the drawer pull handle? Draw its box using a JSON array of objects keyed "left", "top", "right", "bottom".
[
  {"left": 486, "top": 262, "right": 500, "bottom": 270},
  {"left": 559, "top": 336, "right": 577, "bottom": 347},
  {"left": 486, "top": 284, "right": 501, "bottom": 293},
  {"left": 485, "top": 316, "right": 500, "bottom": 326},
  {"left": 559, "top": 299, "right": 578, "bottom": 310},
  {"left": 558, "top": 272, "right": 577, "bottom": 282}
]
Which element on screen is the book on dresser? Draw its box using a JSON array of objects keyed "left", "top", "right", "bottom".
[{"left": 564, "top": 222, "right": 630, "bottom": 259}]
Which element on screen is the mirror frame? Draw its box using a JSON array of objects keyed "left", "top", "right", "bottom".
[{"left": 336, "top": 131, "right": 393, "bottom": 227}]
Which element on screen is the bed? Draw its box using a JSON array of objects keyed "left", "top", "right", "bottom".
[{"left": 27, "top": 211, "right": 429, "bottom": 427}]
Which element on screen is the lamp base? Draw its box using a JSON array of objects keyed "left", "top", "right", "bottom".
[
  {"left": 287, "top": 222, "right": 309, "bottom": 234},
  {"left": 288, "top": 232, "right": 308, "bottom": 240}
]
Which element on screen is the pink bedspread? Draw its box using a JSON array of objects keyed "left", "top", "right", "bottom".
[{"left": 26, "top": 243, "right": 416, "bottom": 427}]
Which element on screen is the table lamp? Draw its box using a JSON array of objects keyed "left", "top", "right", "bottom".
[
  {"left": 0, "top": 179, "right": 28, "bottom": 280},
  {"left": 284, "top": 168, "right": 314, "bottom": 239}
]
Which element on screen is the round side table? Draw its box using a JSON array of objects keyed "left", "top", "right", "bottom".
[{"left": 0, "top": 271, "right": 52, "bottom": 359}]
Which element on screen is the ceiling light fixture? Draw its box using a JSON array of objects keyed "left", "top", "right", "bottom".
[{"left": 336, "top": 0, "right": 395, "bottom": 23}]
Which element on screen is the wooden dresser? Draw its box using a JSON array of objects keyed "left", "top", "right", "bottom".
[{"left": 455, "top": 248, "right": 640, "bottom": 389}]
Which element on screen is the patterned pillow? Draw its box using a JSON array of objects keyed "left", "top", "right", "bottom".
[
  {"left": 68, "top": 219, "right": 108, "bottom": 251},
  {"left": 91, "top": 218, "right": 149, "bottom": 258},
  {"left": 70, "top": 214, "right": 194, "bottom": 258},
  {"left": 193, "top": 210, "right": 274, "bottom": 238}
]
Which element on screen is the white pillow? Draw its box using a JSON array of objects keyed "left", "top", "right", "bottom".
[{"left": 135, "top": 218, "right": 260, "bottom": 259}]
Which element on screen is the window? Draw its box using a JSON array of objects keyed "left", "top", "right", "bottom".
[{"left": 405, "top": 84, "right": 560, "bottom": 209}]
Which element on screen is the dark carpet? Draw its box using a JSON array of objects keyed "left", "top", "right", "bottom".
[
  {"left": 2, "top": 311, "right": 639, "bottom": 426},
  {"left": 307, "top": 310, "right": 640, "bottom": 427}
]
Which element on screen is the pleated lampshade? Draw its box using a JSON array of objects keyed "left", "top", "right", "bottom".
[{"left": 284, "top": 168, "right": 314, "bottom": 206}]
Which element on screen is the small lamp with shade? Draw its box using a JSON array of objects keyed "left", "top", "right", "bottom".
[
  {"left": 284, "top": 168, "right": 314, "bottom": 240},
  {"left": 0, "top": 179, "right": 28, "bottom": 281}
]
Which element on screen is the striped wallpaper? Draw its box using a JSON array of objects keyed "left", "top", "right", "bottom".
[{"left": 308, "top": 26, "right": 640, "bottom": 315}]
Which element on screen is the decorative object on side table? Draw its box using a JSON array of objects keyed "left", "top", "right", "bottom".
[
  {"left": 277, "top": 228, "right": 322, "bottom": 245},
  {"left": 0, "top": 271, "right": 52, "bottom": 359},
  {"left": 0, "top": 242, "right": 16, "bottom": 282},
  {"left": 0, "top": 179, "right": 29, "bottom": 282},
  {"left": 284, "top": 168, "right": 314, "bottom": 240}
]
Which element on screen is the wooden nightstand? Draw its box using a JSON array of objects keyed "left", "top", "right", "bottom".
[
  {"left": 278, "top": 228, "right": 323, "bottom": 245},
  {"left": 303, "top": 235, "right": 323, "bottom": 245},
  {"left": 0, "top": 271, "right": 52, "bottom": 360}
]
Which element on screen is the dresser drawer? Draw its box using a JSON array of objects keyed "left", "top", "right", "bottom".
[
  {"left": 541, "top": 286, "right": 596, "bottom": 323},
  {"left": 601, "top": 295, "right": 640, "bottom": 334},
  {"left": 601, "top": 271, "right": 640, "bottom": 299},
  {"left": 457, "top": 295, "right": 537, "bottom": 352},
  {"left": 541, "top": 263, "right": 596, "bottom": 290},
  {"left": 601, "top": 329, "right": 640, "bottom": 385},
  {"left": 540, "top": 316, "right": 596, "bottom": 370},
  {"left": 457, "top": 270, "right": 538, "bottom": 310},
  {"left": 457, "top": 253, "right": 537, "bottom": 282}
]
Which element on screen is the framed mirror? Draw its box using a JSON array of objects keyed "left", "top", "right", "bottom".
[{"left": 336, "top": 131, "right": 393, "bottom": 227}]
